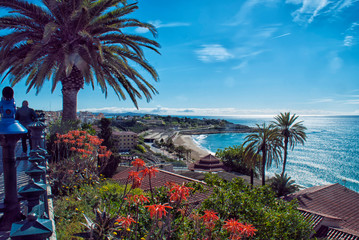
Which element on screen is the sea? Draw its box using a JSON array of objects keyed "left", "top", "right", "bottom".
[{"left": 190, "top": 115, "right": 359, "bottom": 193}]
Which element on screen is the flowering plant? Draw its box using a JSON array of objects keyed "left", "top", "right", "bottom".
[{"left": 49, "top": 130, "right": 111, "bottom": 195}]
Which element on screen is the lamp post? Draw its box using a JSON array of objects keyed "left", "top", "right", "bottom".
[{"left": 0, "top": 87, "right": 28, "bottom": 230}]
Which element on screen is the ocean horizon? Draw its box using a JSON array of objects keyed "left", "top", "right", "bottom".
[{"left": 190, "top": 115, "right": 359, "bottom": 193}]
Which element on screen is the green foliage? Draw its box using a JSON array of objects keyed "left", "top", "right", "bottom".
[
  {"left": 81, "top": 123, "right": 96, "bottom": 135},
  {"left": 135, "top": 144, "right": 147, "bottom": 153},
  {"left": 216, "top": 145, "right": 258, "bottom": 176},
  {"left": 202, "top": 174, "right": 312, "bottom": 239},
  {"left": 54, "top": 180, "right": 145, "bottom": 239},
  {"left": 269, "top": 173, "right": 300, "bottom": 197},
  {"left": 98, "top": 118, "right": 114, "bottom": 151}
]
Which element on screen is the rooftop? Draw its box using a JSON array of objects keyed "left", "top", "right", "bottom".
[{"left": 285, "top": 183, "right": 359, "bottom": 238}]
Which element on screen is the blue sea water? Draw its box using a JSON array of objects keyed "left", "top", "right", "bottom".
[{"left": 192, "top": 116, "right": 359, "bottom": 192}]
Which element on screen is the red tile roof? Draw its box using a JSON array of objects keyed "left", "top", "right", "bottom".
[
  {"left": 285, "top": 183, "right": 359, "bottom": 238},
  {"left": 112, "top": 166, "right": 212, "bottom": 211}
]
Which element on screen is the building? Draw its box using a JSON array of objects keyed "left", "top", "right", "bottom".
[
  {"left": 112, "top": 166, "right": 212, "bottom": 213},
  {"left": 188, "top": 154, "right": 227, "bottom": 172},
  {"left": 284, "top": 183, "right": 359, "bottom": 239},
  {"left": 113, "top": 131, "right": 138, "bottom": 152}
]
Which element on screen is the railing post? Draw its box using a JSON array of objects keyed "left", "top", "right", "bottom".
[{"left": 0, "top": 87, "right": 28, "bottom": 230}]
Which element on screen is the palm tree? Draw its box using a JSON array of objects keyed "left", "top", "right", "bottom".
[
  {"left": 0, "top": 0, "right": 160, "bottom": 121},
  {"left": 269, "top": 173, "right": 299, "bottom": 197},
  {"left": 272, "top": 112, "right": 307, "bottom": 177},
  {"left": 242, "top": 145, "right": 260, "bottom": 186},
  {"left": 243, "top": 123, "right": 282, "bottom": 186}
]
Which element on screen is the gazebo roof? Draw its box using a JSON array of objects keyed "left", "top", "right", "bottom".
[{"left": 188, "top": 154, "right": 227, "bottom": 172}]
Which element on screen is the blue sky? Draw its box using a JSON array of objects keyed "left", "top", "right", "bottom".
[{"left": 2, "top": 0, "right": 359, "bottom": 116}]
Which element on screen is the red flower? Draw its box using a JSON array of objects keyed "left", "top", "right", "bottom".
[
  {"left": 223, "top": 218, "right": 244, "bottom": 234},
  {"left": 201, "top": 210, "right": 219, "bottom": 230},
  {"left": 241, "top": 223, "right": 257, "bottom": 237},
  {"left": 116, "top": 215, "right": 136, "bottom": 229},
  {"left": 125, "top": 194, "right": 150, "bottom": 205},
  {"left": 223, "top": 219, "right": 257, "bottom": 239},
  {"left": 145, "top": 203, "right": 173, "bottom": 219},
  {"left": 132, "top": 158, "right": 146, "bottom": 168},
  {"left": 169, "top": 183, "right": 193, "bottom": 203},
  {"left": 140, "top": 166, "right": 159, "bottom": 179}
]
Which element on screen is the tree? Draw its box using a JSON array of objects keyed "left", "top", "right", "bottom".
[
  {"left": 272, "top": 112, "right": 307, "bottom": 177},
  {"left": 216, "top": 145, "right": 258, "bottom": 184},
  {"left": 269, "top": 173, "right": 299, "bottom": 197},
  {"left": 0, "top": 0, "right": 160, "bottom": 121},
  {"left": 243, "top": 123, "right": 282, "bottom": 186}
]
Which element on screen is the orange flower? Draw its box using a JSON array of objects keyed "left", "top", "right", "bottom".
[
  {"left": 169, "top": 183, "right": 193, "bottom": 203},
  {"left": 140, "top": 166, "right": 158, "bottom": 179},
  {"left": 145, "top": 203, "right": 173, "bottom": 219},
  {"left": 201, "top": 210, "right": 219, "bottom": 230},
  {"left": 241, "top": 223, "right": 257, "bottom": 237},
  {"left": 223, "top": 218, "right": 244, "bottom": 234},
  {"left": 116, "top": 215, "right": 136, "bottom": 229},
  {"left": 125, "top": 194, "right": 150, "bottom": 205},
  {"left": 223, "top": 219, "right": 257, "bottom": 239},
  {"left": 131, "top": 158, "right": 146, "bottom": 168}
]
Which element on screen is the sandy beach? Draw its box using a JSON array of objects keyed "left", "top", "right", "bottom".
[
  {"left": 173, "top": 134, "right": 210, "bottom": 161},
  {"left": 144, "top": 129, "right": 211, "bottom": 161}
]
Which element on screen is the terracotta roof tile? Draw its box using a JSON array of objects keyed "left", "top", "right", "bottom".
[{"left": 285, "top": 183, "right": 359, "bottom": 237}]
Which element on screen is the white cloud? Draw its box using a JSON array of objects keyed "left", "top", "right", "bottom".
[
  {"left": 344, "top": 35, "right": 354, "bottom": 46},
  {"left": 272, "top": 33, "right": 291, "bottom": 39},
  {"left": 286, "top": 0, "right": 359, "bottom": 24},
  {"left": 195, "top": 44, "right": 234, "bottom": 62},
  {"left": 228, "top": 0, "right": 280, "bottom": 26},
  {"left": 135, "top": 20, "right": 190, "bottom": 33},
  {"left": 343, "top": 22, "right": 359, "bottom": 47},
  {"left": 79, "top": 106, "right": 347, "bottom": 117},
  {"left": 233, "top": 61, "right": 248, "bottom": 70}
]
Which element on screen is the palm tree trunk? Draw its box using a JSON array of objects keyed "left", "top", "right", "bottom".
[
  {"left": 281, "top": 138, "right": 288, "bottom": 177},
  {"left": 250, "top": 168, "right": 254, "bottom": 186},
  {"left": 61, "top": 66, "right": 84, "bottom": 122},
  {"left": 262, "top": 149, "right": 266, "bottom": 186},
  {"left": 62, "top": 88, "right": 79, "bottom": 121}
]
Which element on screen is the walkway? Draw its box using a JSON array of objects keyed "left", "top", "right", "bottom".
[{"left": 0, "top": 142, "right": 31, "bottom": 239}]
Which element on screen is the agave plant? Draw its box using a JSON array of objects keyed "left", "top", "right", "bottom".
[{"left": 77, "top": 208, "right": 119, "bottom": 240}]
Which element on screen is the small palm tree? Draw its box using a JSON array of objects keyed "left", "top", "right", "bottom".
[
  {"left": 269, "top": 173, "right": 299, "bottom": 197},
  {"left": 242, "top": 145, "right": 260, "bottom": 186},
  {"left": 243, "top": 123, "right": 282, "bottom": 186},
  {"left": 0, "top": 0, "right": 160, "bottom": 121},
  {"left": 272, "top": 112, "right": 307, "bottom": 177}
]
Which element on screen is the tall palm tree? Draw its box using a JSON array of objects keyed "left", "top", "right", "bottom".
[
  {"left": 272, "top": 112, "right": 307, "bottom": 177},
  {"left": 243, "top": 123, "right": 282, "bottom": 186},
  {"left": 0, "top": 0, "right": 160, "bottom": 121}
]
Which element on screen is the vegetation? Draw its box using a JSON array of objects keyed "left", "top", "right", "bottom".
[
  {"left": 243, "top": 123, "right": 283, "bottom": 186},
  {"left": 0, "top": 0, "right": 159, "bottom": 121},
  {"left": 202, "top": 174, "right": 312, "bottom": 239},
  {"left": 54, "top": 158, "right": 312, "bottom": 239},
  {"left": 269, "top": 173, "right": 300, "bottom": 197},
  {"left": 272, "top": 112, "right": 307, "bottom": 177},
  {"left": 216, "top": 145, "right": 257, "bottom": 177}
]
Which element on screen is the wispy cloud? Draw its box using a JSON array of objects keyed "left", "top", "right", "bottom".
[
  {"left": 286, "top": 0, "right": 359, "bottom": 24},
  {"left": 195, "top": 44, "right": 234, "bottom": 62},
  {"left": 272, "top": 33, "right": 291, "bottom": 39},
  {"left": 343, "top": 22, "right": 359, "bottom": 47},
  {"left": 227, "top": 0, "right": 280, "bottom": 26},
  {"left": 135, "top": 20, "right": 191, "bottom": 33}
]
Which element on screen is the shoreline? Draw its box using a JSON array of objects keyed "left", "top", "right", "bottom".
[{"left": 173, "top": 134, "right": 211, "bottom": 161}]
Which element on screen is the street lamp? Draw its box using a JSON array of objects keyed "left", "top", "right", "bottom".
[{"left": 0, "top": 87, "right": 28, "bottom": 230}]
